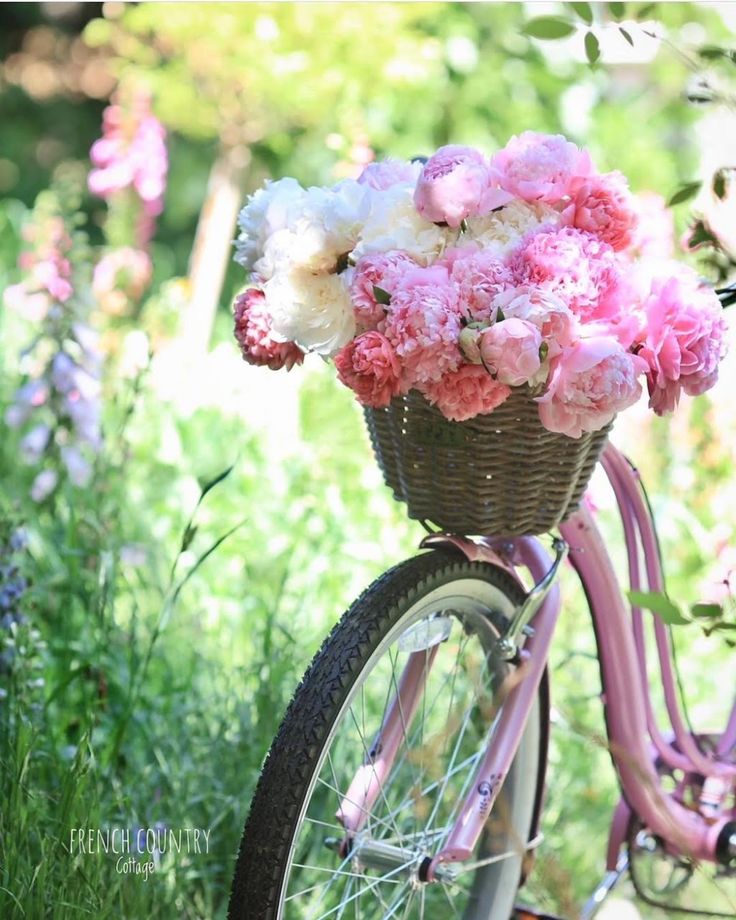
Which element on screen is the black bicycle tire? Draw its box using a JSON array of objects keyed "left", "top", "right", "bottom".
[{"left": 228, "top": 550, "right": 546, "bottom": 920}]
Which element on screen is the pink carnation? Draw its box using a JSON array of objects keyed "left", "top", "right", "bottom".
[
  {"left": 233, "top": 288, "right": 304, "bottom": 371},
  {"left": 357, "top": 159, "right": 420, "bottom": 190},
  {"left": 334, "top": 331, "right": 402, "bottom": 408},
  {"left": 490, "top": 132, "right": 593, "bottom": 205},
  {"left": 443, "top": 247, "right": 514, "bottom": 322},
  {"left": 479, "top": 318, "right": 542, "bottom": 387},
  {"left": 562, "top": 171, "right": 639, "bottom": 252},
  {"left": 414, "top": 145, "right": 512, "bottom": 228},
  {"left": 421, "top": 364, "right": 511, "bottom": 422},
  {"left": 510, "top": 226, "right": 623, "bottom": 321},
  {"left": 537, "top": 337, "right": 646, "bottom": 438},
  {"left": 383, "top": 266, "right": 464, "bottom": 387},
  {"left": 491, "top": 285, "right": 576, "bottom": 355},
  {"left": 636, "top": 273, "right": 728, "bottom": 415},
  {"left": 350, "top": 251, "right": 417, "bottom": 330}
]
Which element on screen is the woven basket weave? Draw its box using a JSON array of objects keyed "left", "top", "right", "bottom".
[{"left": 363, "top": 389, "right": 611, "bottom": 536}]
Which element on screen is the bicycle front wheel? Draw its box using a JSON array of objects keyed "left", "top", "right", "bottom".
[{"left": 230, "top": 551, "right": 546, "bottom": 920}]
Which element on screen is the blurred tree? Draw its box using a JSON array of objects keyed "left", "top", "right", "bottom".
[
  {"left": 75, "top": 1, "right": 733, "bottom": 348},
  {"left": 83, "top": 3, "right": 451, "bottom": 354}
]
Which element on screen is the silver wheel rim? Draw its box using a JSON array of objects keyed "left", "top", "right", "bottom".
[{"left": 277, "top": 576, "right": 540, "bottom": 920}]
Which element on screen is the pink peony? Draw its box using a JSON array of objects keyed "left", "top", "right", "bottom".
[
  {"left": 443, "top": 246, "right": 514, "bottom": 322},
  {"left": 537, "top": 337, "right": 646, "bottom": 438},
  {"left": 414, "top": 145, "right": 512, "bottom": 228},
  {"left": 490, "top": 132, "right": 593, "bottom": 205},
  {"left": 383, "top": 265, "right": 464, "bottom": 386},
  {"left": 350, "top": 251, "right": 417, "bottom": 329},
  {"left": 631, "top": 192, "right": 674, "bottom": 260},
  {"left": 334, "top": 331, "right": 402, "bottom": 408},
  {"left": 233, "top": 288, "right": 304, "bottom": 371},
  {"left": 562, "top": 171, "right": 639, "bottom": 252},
  {"left": 479, "top": 318, "right": 543, "bottom": 387},
  {"left": 510, "top": 226, "right": 623, "bottom": 321},
  {"left": 421, "top": 364, "right": 511, "bottom": 422},
  {"left": 491, "top": 285, "right": 576, "bottom": 356},
  {"left": 357, "top": 159, "right": 420, "bottom": 190},
  {"left": 636, "top": 273, "right": 728, "bottom": 415}
]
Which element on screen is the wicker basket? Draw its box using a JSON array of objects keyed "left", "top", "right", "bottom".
[{"left": 363, "top": 389, "right": 611, "bottom": 536}]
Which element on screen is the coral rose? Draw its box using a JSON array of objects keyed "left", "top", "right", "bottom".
[
  {"left": 421, "top": 364, "right": 511, "bottom": 422},
  {"left": 563, "top": 171, "right": 639, "bottom": 252},
  {"left": 334, "top": 331, "right": 402, "bottom": 408}
]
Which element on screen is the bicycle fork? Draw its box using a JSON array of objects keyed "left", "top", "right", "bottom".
[{"left": 335, "top": 535, "right": 566, "bottom": 881}]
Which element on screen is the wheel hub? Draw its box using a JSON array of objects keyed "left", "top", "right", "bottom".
[{"left": 325, "top": 833, "right": 459, "bottom": 883}]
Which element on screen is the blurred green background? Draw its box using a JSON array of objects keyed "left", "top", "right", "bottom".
[{"left": 1, "top": 3, "right": 735, "bottom": 918}]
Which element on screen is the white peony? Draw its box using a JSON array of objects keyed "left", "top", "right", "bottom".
[
  {"left": 353, "top": 183, "right": 451, "bottom": 265},
  {"left": 264, "top": 269, "right": 357, "bottom": 356},
  {"left": 467, "top": 200, "right": 560, "bottom": 254},
  {"left": 234, "top": 177, "right": 306, "bottom": 272},
  {"left": 252, "top": 179, "right": 370, "bottom": 279}
]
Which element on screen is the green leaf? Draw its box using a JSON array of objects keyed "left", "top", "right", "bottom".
[
  {"left": 667, "top": 181, "right": 701, "bottom": 207},
  {"left": 522, "top": 17, "right": 576, "bottom": 40},
  {"left": 619, "top": 26, "right": 634, "bottom": 46},
  {"left": 713, "top": 169, "right": 728, "bottom": 201},
  {"left": 691, "top": 602, "right": 723, "bottom": 619},
  {"left": 199, "top": 462, "right": 236, "bottom": 500},
  {"left": 569, "top": 2, "right": 593, "bottom": 25},
  {"left": 698, "top": 45, "right": 736, "bottom": 62},
  {"left": 628, "top": 590, "right": 690, "bottom": 625},
  {"left": 373, "top": 285, "right": 391, "bottom": 306},
  {"left": 636, "top": 2, "right": 658, "bottom": 19},
  {"left": 495, "top": 307, "right": 506, "bottom": 322},
  {"left": 180, "top": 524, "right": 198, "bottom": 553},
  {"left": 585, "top": 31, "right": 600, "bottom": 64},
  {"left": 608, "top": 2, "right": 626, "bottom": 20},
  {"left": 684, "top": 219, "right": 717, "bottom": 251}
]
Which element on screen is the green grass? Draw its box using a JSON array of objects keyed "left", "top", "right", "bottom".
[{"left": 1, "top": 346, "right": 734, "bottom": 918}]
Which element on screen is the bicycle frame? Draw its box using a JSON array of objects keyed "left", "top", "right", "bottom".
[{"left": 336, "top": 441, "right": 736, "bottom": 881}]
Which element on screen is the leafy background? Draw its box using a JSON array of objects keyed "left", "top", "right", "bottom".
[{"left": 0, "top": 3, "right": 735, "bottom": 918}]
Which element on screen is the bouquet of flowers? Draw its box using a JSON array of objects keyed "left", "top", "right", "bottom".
[{"left": 232, "top": 133, "right": 728, "bottom": 439}]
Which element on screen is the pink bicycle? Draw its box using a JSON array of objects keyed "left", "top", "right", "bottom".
[{"left": 228, "top": 433, "right": 736, "bottom": 919}]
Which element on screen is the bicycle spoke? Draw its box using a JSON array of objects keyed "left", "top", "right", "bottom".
[
  {"left": 380, "top": 751, "right": 483, "bottom": 830},
  {"left": 309, "top": 859, "right": 417, "bottom": 920},
  {"left": 423, "top": 666, "right": 491, "bottom": 837},
  {"left": 316, "top": 777, "right": 396, "bottom": 838},
  {"left": 440, "top": 880, "right": 462, "bottom": 919},
  {"left": 380, "top": 879, "right": 412, "bottom": 920},
  {"left": 346, "top": 705, "right": 406, "bottom": 844}
]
